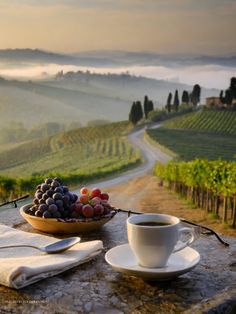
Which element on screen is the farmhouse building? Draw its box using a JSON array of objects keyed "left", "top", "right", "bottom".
[{"left": 205, "top": 97, "right": 222, "bottom": 107}]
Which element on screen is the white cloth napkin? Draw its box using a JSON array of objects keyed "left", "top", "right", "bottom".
[{"left": 0, "top": 224, "right": 103, "bottom": 289}]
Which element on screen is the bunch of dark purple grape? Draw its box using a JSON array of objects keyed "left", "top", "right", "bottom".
[{"left": 26, "top": 177, "right": 78, "bottom": 219}]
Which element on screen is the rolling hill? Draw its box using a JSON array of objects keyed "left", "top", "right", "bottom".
[
  {"left": 0, "top": 78, "right": 131, "bottom": 128},
  {"left": 0, "top": 48, "right": 223, "bottom": 132},
  {"left": 0, "top": 74, "right": 218, "bottom": 130},
  {"left": 0, "top": 121, "right": 140, "bottom": 179},
  {"left": 45, "top": 71, "right": 218, "bottom": 105},
  {"left": 0, "top": 49, "right": 78, "bottom": 65},
  {"left": 146, "top": 110, "right": 236, "bottom": 161}
]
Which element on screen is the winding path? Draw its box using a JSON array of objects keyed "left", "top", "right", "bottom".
[{"left": 74, "top": 124, "right": 172, "bottom": 192}]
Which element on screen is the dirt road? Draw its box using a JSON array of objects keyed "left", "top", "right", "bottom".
[
  {"left": 75, "top": 126, "right": 235, "bottom": 236},
  {"left": 74, "top": 125, "right": 171, "bottom": 192}
]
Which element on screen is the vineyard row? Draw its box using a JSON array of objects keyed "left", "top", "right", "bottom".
[
  {"left": 155, "top": 159, "right": 236, "bottom": 228},
  {"left": 163, "top": 111, "right": 236, "bottom": 135}
]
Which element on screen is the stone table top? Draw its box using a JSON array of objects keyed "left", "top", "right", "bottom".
[{"left": 0, "top": 207, "right": 236, "bottom": 314}]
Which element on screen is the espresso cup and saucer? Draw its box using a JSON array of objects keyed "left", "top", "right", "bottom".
[
  {"left": 127, "top": 213, "right": 196, "bottom": 268},
  {"left": 105, "top": 213, "right": 200, "bottom": 280}
]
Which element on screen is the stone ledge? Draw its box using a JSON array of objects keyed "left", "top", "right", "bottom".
[{"left": 0, "top": 209, "right": 235, "bottom": 314}]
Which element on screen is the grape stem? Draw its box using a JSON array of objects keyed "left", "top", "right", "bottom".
[{"left": 113, "top": 207, "right": 229, "bottom": 247}]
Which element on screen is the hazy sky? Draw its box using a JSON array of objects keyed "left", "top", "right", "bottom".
[{"left": 0, "top": 0, "right": 235, "bottom": 54}]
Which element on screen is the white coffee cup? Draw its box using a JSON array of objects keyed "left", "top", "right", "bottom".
[{"left": 127, "top": 213, "right": 195, "bottom": 268}]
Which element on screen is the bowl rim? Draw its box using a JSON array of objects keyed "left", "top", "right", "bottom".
[
  {"left": 20, "top": 204, "right": 57, "bottom": 221},
  {"left": 20, "top": 203, "right": 117, "bottom": 224}
]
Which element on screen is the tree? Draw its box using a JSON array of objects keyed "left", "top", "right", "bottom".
[
  {"left": 135, "top": 101, "right": 143, "bottom": 122},
  {"left": 166, "top": 92, "right": 172, "bottom": 113},
  {"left": 190, "top": 84, "right": 201, "bottom": 106},
  {"left": 225, "top": 89, "right": 233, "bottom": 106},
  {"left": 144, "top": 95, "right": 154, "bottom": 119},
  {"left": 219, "top": 77, "right": 236, "bottom": 107},
  {"left": 129, "top": 102, "right": 137, "bottom": 125},
  {"left": 181, "top": 90, "right": 189, "bottom": 104},
  {"left": 128, "top": 101, "right": 143, "bottom": 125},
  {"left": 143, "top": 95, "right": 149, "bottom": 119},
  {"left": 173, "top": 90, "right": 179, "bottom": 112},
  {"left": 230, "top": 77, "right": 236, "bottom": 99},
  {"left": 148, "top": 100, "right": 154, "bottom": 114}
]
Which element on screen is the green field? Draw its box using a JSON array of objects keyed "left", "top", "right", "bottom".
[
  {"left": 163, "top": 110, "right": 236, "bottom": 135},
  {"left": 0, "top": 121, "right": 140, "bottom": 180},
  {"left": 146, "top": 111, "right": 236, "bottom": 161}
]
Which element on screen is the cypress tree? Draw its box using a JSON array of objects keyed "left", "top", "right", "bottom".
[
  {"left": 219, "top": 77, "right": 236, "bottom": 107},
  {"left": 148, "top": 100, "right": 154, "bottom": 114},
  {"left": 225, "top": 89, "right": 233, "bottom": 106},
  {"left": 135, "top": 101, "right": 143, "bottom": 122},
  {"left": 191, "top": 84, "right": 201, "bottom": 106},
  {"left": 129, "top": 101, "right": 143, "bottom": 125},
  {"left": 230, "top": 77, "right": 236, "bottom": 99},
  {"left": 144, "top": 95, "right": 149, "bottom": 119},
  {"left": 144, "top": 96, "right": 154, "bottom": 119},
  {"left": 182, "top": 90, "right": 189, "bottom": 104},
  {"left": 166, "top": 92, "right": 172, "bottom": 113},
  {"left": 173, "top": 90, "right": 179, "bottom": 112},
  {"left": 129, "top": 102, "right": 137, "bottom": 125}
]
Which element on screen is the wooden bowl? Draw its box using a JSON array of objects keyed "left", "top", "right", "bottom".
[{"left": 20, "top": 204, "right": 116, "bottom": 234}]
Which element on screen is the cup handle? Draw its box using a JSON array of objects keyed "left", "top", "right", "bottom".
[{"left": 173, "top": 227, "right": 195, "bottom": 253}]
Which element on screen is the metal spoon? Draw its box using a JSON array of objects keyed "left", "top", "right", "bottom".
[{"left": 0, "top": 237, "right": 81, "bottom": 254}]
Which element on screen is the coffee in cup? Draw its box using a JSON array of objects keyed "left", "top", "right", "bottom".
[{"left": 127, "top": 213, "right": 195, "bottom": 268}]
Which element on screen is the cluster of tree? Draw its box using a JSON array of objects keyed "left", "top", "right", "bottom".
[
  {"left": 219, "top": 77, "right": 236, "bottom": 106},
  {"left": 129, "top": 95, "right": 154, "bottom": 125},
  {"left": 166, "top": 90, "right": 179, "bottom": 113},
  {"left": 166, "top": 84, "right": 201, "bottom": 113},
  {"left": 144, "top": 96, "right": 154, "bottom": 119},
  {"left": 55, "top": 69, "right": 136, "bottom": 83}
]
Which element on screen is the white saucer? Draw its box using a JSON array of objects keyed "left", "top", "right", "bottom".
[{"left": 105, "top": 244, "right": 200, "bottom": 280}]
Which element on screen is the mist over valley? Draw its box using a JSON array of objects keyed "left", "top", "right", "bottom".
[
  {"left": 0, "top": 48, "right": 228, "bottom": 135},
  {"left": 0, "top": 49, "right": 235, "bottom": 89}
]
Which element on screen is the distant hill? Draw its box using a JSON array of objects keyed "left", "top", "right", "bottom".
[
  {"left": 0, "top": 72, "right": 219, "bottom": 130},
  {"left": 0, "top": 73, "right": 219, "bottom": 129},
  {"left": 0, "top": 49, "right": 78, "bottom": 65},
  {"left": 45, "top": 70, "right": 219, "bottom": 106},
  {"left": 73, "top": 50, "right": 236, "bottom": 68},
  {"left": 0, "top": 48, "right": 235, "bottom": 68},
  {"left": 0, "top": 77, "right": 130, "bottom": 128},
  {"left": 0, "top": 48, "right": 120, "bottom": 67}
]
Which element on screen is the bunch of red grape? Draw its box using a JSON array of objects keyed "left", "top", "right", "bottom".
[
  {"left": 76, "top": 187, "right": 111, "bottom": 219},
  {"left": 26, "top": 178, "right": 113, "bottom": 221}
]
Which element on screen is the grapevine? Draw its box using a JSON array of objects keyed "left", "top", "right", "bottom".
[{"left": 155, "top": 159, "right": 236, "bottom": 228}]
